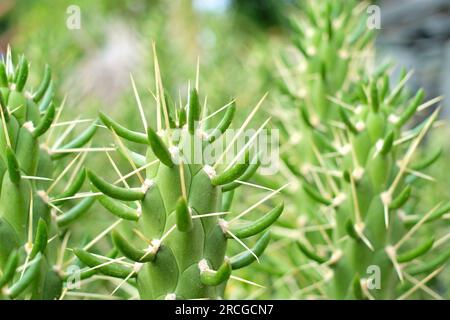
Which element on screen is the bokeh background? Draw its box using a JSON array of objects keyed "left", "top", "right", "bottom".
[{"left": 2, "top": 0, "right": 449, "bottom": 115}]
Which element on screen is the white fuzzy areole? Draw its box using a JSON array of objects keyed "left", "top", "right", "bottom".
[
  {"left": 133, "top": 262, "right": 143, "bottom": 273},
  {"left": 218, "top": 218, "right": 229, "bottom": 235},
  {"left": 198, "top": 259, "right": 210, "bottom": 273},
  {"left": 380, "top": 191, "right": 392, "bottom": 206},
  {"left": 143, "top": 239, "right": 161, "bottom": 258},
  {"left": 385, "top": 245, "right": 396, "bottom": 258},
  {"left": 355, "top": 105, "right": 364, "bottom": 115},
  {"left": 37, "top": 190, "right": 50, "bottom": 203},
  {"left": 339, "top": 144, "right": 352, "bottom": 156},
  {"left": 23, "top": 121, "right": 35, "bottom": 133},
  {"left": 136, "top": 204, "right": 142, "bottom": 217},
  {"left": 329, "top": 250, "right": 343, "bottom": 265},
  {"left": 388, "top": 114, "right": 399, "bottom": 124},
  {"left": 25, "top": 91, "right": 34, "bottom": 99},
  {"left": 375, "top": 139, "right": 384, "bottom": 152},
  {"left": 352, "top": 167, "right": 365, "bottom": 180},
  {"left": 140, "top": 179, "right": 154, "bottom": 194},
  {"left": 306, "top": 46, "right": 316, "bottom": 56},
  {"left": 332, "top": 193, "right": 347, "bottom": 207},
  {"left": 355, "top": 121, "right": 366, "bottom": 132}
]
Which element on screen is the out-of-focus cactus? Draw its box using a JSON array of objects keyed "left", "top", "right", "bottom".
[
  {"left": 0, "top": 49, "right": 97, "bottom": 299},
  {"left": 73, "top": 47, "right": 283, "bottom": 299},
  {"left": 264, "top": 0, "right": 450, "bottom": 300}
]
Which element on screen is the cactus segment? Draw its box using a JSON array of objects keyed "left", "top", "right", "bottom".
[
  {"left": 231, "top": 202, "right": 284, "bottom": 239},
  {"left": 5, "top": 146, "right": 21, "bottom": 184},
  {"left": 14, "top": 55, "right": 29, "bottom": 92},
  {"left": 388, "top": 186, "right": 411, "bottom": 210},
  {"left": 221, "top": 156, "right": 260, "bottom": 192},
  {"left": 112, "top": 230, "right": 156, "bottom": 263},
  {"left": 339, "top": 108, "right": 358, "bottom": 134},
  {"left": 296, "top": 241, "right": 328, "bottom": 264},
  {"left": 8, "top": 254, "right": 42, "bottom": 299},
  {"left": 97, "top": 196, "right": 140, "bottom": 221},
  {"left": 52, "top": 168, "right": 87, "bottom": 204},
  {"left": 0, "top": 251, "right": 19, "bottom": 288},
  {"left": 51, "top": 121, "right": 98, "bottom": 160},
  {"left": 175, "top": 197, "right": 193, "bottom": 232},
  {"left": 406, "top": 248, "right": 450, "bottom": 276},
  {"left": 147, "top": 127, "right": 174, "bottom": 167},
  {"left": 370, "top": 80, "right": 380, "bottom": 113},
  {"left": 380, "top": 131, "right": 394, "bottom": 155},
  {"left": 397, "top": 238, "right": 435, "bottom": 263},
  {"left": 56, "top": 196, "right": 96, "bottom": 228},
  {"left": 410, "top": 148, "right": 442, "bottom": 171},
  {"left": 302, "top": 181, "right": 332, "bottom": 206},
  {"left": 396, "top": 89, "right": 425, "bottom": 127},
  {"left": 351, "top": 276, "right": 364, "bottom": 300},
  {"left": 29, "top": 219, "right": 48, "bottom": 259},
  {"left": 32, "top": 65, "right": 51, "bottom": 103},
  {"left": 221, "top": 190, "right": 234, "bottom": 212},
  {"left": 405, "top": 202, "right": 450, "bottom": 226},
  {"left": 32, "top": 102, "right": 55, "bottom": 138},
  {"left": 73, "top": 249, "right": 135, "bottom": 279},
  {"left": 99, "top": 111, "right": 148, "bottom": 145},
  {"left": 211, "top": 151, "right": 250, "bottom": 186},
  {"left": 208, "top": 101, "right": 236, "bottom": 143},
  {"left": 0, "top": 64, "right": 7, "bottom": 87},
  {"left": 38, "top": 82, "right": 54, "bottom": 112},
  {"left": 199, "top": 258, "right": 232, "bottom": 286},
  {"left": 188, "top": 88, "right": 201, "bottom": 134}
]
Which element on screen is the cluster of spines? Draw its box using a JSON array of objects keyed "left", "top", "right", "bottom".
[{"left": 294, "top": 74, "right": 449, "bottom": 299}]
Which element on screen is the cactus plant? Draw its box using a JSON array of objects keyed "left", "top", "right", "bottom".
[
  {"left": 0, "top": 48, "right": 97, "bottom": 299},
  {"left": 262, "top": 0, "right": 450, "bottom": 299},
  {"left": 72, "top": 47, "right": 283, "bottom": 300}
]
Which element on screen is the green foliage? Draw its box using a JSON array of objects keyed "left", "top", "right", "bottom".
[{"left": 74, "top": 50, "right": 283, "bottom": 300}]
